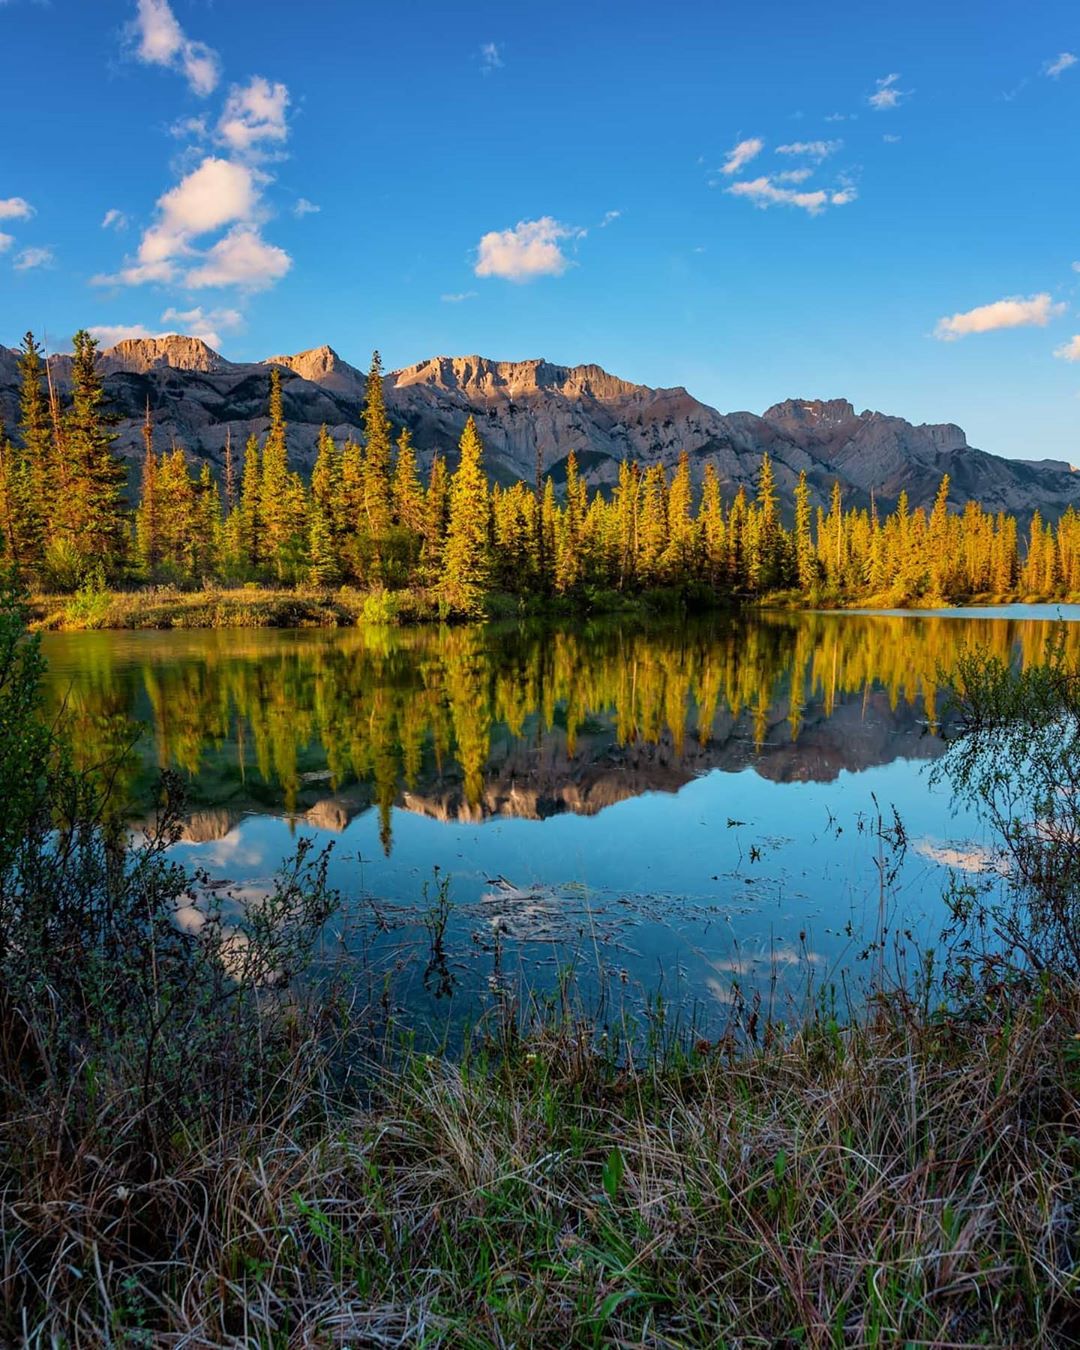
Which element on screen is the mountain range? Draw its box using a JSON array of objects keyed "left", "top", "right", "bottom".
[{"left": 0, "top": 334, "right": 1075, "bottom": 518}]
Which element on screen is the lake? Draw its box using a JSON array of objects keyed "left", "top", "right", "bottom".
[{"left": 39, "top": 607, "right": 1080, "bottom": 1034}]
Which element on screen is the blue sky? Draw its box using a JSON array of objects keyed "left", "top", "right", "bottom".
[{"left": 1, "top": 0, "right": 1078, "bottom": 462}]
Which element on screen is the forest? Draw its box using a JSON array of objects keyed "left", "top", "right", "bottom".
[{"left": 3, "top": 329, "right": 1078, "bottom": 615}]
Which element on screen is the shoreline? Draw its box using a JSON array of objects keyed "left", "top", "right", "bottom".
[{"left": 27, "top": 582, "right": 1080, "bottom": 632}]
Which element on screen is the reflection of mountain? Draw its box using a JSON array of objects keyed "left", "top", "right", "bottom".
[
  {"left": 43, "top": 611, "right": 1062, "bottom": 850},
  {"left": 169, "top": 690, "right": 944, "bottom": 842}
]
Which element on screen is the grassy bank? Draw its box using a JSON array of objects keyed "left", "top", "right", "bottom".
[
  {"left": 27, "top": 582, "right": 728, "bottom": 631},
  {"left": 6, "top": 981, "right": 1078, "bottom": 1346}
]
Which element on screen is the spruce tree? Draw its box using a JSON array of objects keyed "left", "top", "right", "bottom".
[{"left": 442, "top": 416, "right": 491, "bottom": 612}]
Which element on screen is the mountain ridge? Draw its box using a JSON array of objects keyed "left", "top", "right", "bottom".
[{"left": 0, "top": 334, "right": 1074, "bottom": 519}]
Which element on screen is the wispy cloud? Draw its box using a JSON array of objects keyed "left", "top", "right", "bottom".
[
  {"left": 13, "top": 246, "right": 53, "bottom": 271},
  {"left": 883, "top": 133, "right": 901, "bottom": 143},
  {"left": 774, "top": 167, "right": 813, "bottom": 184},
  {"left": 599, "top": 209, "right": 622, "bottom": 226},
  {"left": 480, "top": 41, "right": 503, "bottom": 74},
  {"left": 1045, "top": 51, "right": 1077, "bottom": 78},
  {"left": 935, "top": 293, "right": 1065, "bottom": 340},
  {"left": 868, "top": 72, "right": 910, "bottom": 111},
  {"left": 1054, "top": 335, "right": 1080, "bottom": 362},
  {"left": 776, "top": 139, "right": 841, "bottom": 162},
  {"left": 721, "top": 137, "right": 764, "bottom": 175},
  {"left": 161, "top": 305, "right": 243, "bottom": 345},
  {"left": 128, "top": 0, "right": 220, "bottom": 96},
  {"left": 474, "top": 216, "right": 585, "bottom": 282},
  {"left": 441, "top": 290, "right": 477, "bottom": 303},
  {"left": 726, "top": 176, "right": 855, "bottom": 215},
  {"left": 0, "top": 233, "right": 13, "bottom": 254},
  {"left": 89, "top": 306, "right": 244, "bottom": 351},
  {"left": 88, "top": 324, "right": 155, "bottom": 346},
  {"left": 217, "top": 75, "right": 289, "bottom": 156},
  {"left": 0, "top": 197, "right": 34, "bottom": 221},
  {"left": 293, "top": 197, "right": 320, "bottom": 218},
  {"left": 101, "top": 208, "right": 128, "bottom": 231}
]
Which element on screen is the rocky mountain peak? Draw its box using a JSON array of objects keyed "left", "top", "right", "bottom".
[
  {"left": 103, "top": 335, "right": 230, "bottom": 375},
  {"left": 761, "top": 398, "right": 857, "bottom": 432},
  {"left": 265, "top": 344, "right": 365, "bottom": 396},
  {"left": 390, "top": 355, "right": 646, "bottom": 404}
]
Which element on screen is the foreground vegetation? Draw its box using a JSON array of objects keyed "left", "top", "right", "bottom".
[
  {"left": 5, "top": 330, "right": 1080, "bottom": 622},
  {"left": 3, "top": 588, "right": 1080, "bottom": 1343}
]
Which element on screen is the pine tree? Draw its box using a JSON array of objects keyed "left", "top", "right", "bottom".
[
  {"left": 60, "top": 330, "right": 128, "bottom": 575},
  {"left": 16, "top": 331, "right": 50, "bottom": 562},
  {"left": 793, "top": 470, "right": 817, "bottom": 592},
  {"left": 392, "top": 426, "right": 424, "bottom": 534},
  {"left": 239, "top": 434, "right": 262, "bottom": 572},
  {"left": 135, "top": 399, "right": 160, "bottom": 577},
  {"left": 442, "top": 416, "right": 491, "bottom": 612},
  {"left": 362, "top": 350, "right": 393, "bottom": 544},
  {"left": 699, "top": 462, "right": 726, "bottom": 586},
  {"left": 421, "top": 452, "right": 450, "bottom": 581},
  {"left": 662, "top": 451, "right": 695, "bottom": 581}
]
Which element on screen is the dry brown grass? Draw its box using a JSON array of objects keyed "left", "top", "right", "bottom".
[{"left": 3, "top": 982, "right": 1078, "bottom": 1347}]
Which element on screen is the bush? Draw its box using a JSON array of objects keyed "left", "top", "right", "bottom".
[{"left": 935, "top": 626, "right": 1080, "bottom": 979}]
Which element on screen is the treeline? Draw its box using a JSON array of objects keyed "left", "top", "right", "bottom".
[{"left": 3, "top": 329, "right": 1078, "bottom": 611}]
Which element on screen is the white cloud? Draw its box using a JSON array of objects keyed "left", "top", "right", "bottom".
[
  {"left": 161, "top": 305, "right": 244, "bottom": 345},
  {"left": 0, "top": 197, "right": 34, "bottom": 221},
  {"left": 868, "top": 72, "right": 910, "bottom": 110},
  {"left": 0, "top": 233, "right": 13, "bottom": 253},
  {"left": 1073, "top": 261, "right": 1080, "bottom": 273},
  {"left": 1054, "top": 335, "right": 1080, "bottom": 362},
  {"left": 184, "top": 225, "right": 291, "bottom": 290},
  {"left": 95, "top": 157, "right": 262, "bottom": 287},
  {"left": 824, "top": 112, "right": 849, "bottom": 122},
  {"left": 101, "top": 208, "right": 128, "bottom": 231},
  {"left": 293, "top": 197, "right": 320, "bottom": 218},
  {"left": 88, "top": 324, "right": 155, "bottom": 346},
  {"left": 441, "top": 290, "right": 477, "bottom": 303},
  {"left": 599, "top": 209, "right": 622, "bottom": 226},
  {"left": 776, "top": 139, "right": 841, "bottom": 161},
  {"left": 934, "top": 293, "right": 1066, "bottom": 340},
  {"left": 88, "top": 306, "right": 244, "bottom": 352},
  {"left": 13, "top": 246, "right": 53, "bottom": 271},
  {"left": 1045, "top": 51, "right": 1077, "bottom": 78},
  {"left": 721, "top": 136, "right": 764, "bottom": 175},
  {"left": 725, "top": 176, "right": 855, "bottom": 215},
  {"left": 480, "top": 41, "right": 503, "bottom": 73},
  {"left": 474, "top": 216, "right": 584, "bottom": 282},
  {"left": 774, "top": 167, "right": 813, "bottom": 184},
  {"left": 129, "top": 0, "right": 221, "bottom": 96},
  {"left": 169, "top": 114, "right": 208, "bottom": 140},
  {"left": 217, "top": 76, "right": 289, "bottom": 154}
]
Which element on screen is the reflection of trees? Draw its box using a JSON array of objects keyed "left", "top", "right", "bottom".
[{"left": 43, "top": 615, "right": 1080, "bottom": 849}]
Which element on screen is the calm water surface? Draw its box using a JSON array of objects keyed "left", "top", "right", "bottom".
[{"left": 40, "top": 608, "right": 1080, "bottom": 1028}]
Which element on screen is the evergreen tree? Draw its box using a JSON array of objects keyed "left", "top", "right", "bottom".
[
  {"left": 362, "top": 350, "right": 393, "bottom": 544},
  {"left": 441, "top": 416, "right": 491, "bottom": 612},
  {"left": 392, "top": 427, "right": 425, "bottom": 534},
  {"left": 60, "top": 330, "right": 128, "bottom": 576}
]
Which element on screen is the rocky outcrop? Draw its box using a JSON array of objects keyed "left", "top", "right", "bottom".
[{"left": 0, "top": 336, "right": 1075, "bottom": 518}]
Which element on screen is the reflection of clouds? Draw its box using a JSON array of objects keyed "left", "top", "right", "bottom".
[
  {"left": 175, "top": 827, "right": 269, "bottom": 873},
  {"left": 710, "top": 947, "right": 823, "bottom": 977},
  {"left": 914, "top": 838, "right": 1008, "bottom": 875}
]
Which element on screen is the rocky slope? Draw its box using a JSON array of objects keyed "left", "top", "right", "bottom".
[{"left": 0, "top": 335, "right": 1074, "bottom": 517}]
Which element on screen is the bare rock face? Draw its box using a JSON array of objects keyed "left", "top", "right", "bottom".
[
  {"left": 0, "top": 335, "right": 1075, "bottom": 519},
  {"left": 103, "top": 335, "right": 232, "bottom": 375}
]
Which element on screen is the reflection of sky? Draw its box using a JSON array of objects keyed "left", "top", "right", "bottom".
[{"left": 169, "top": 754, "right": 994, "bottom": 1020}]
